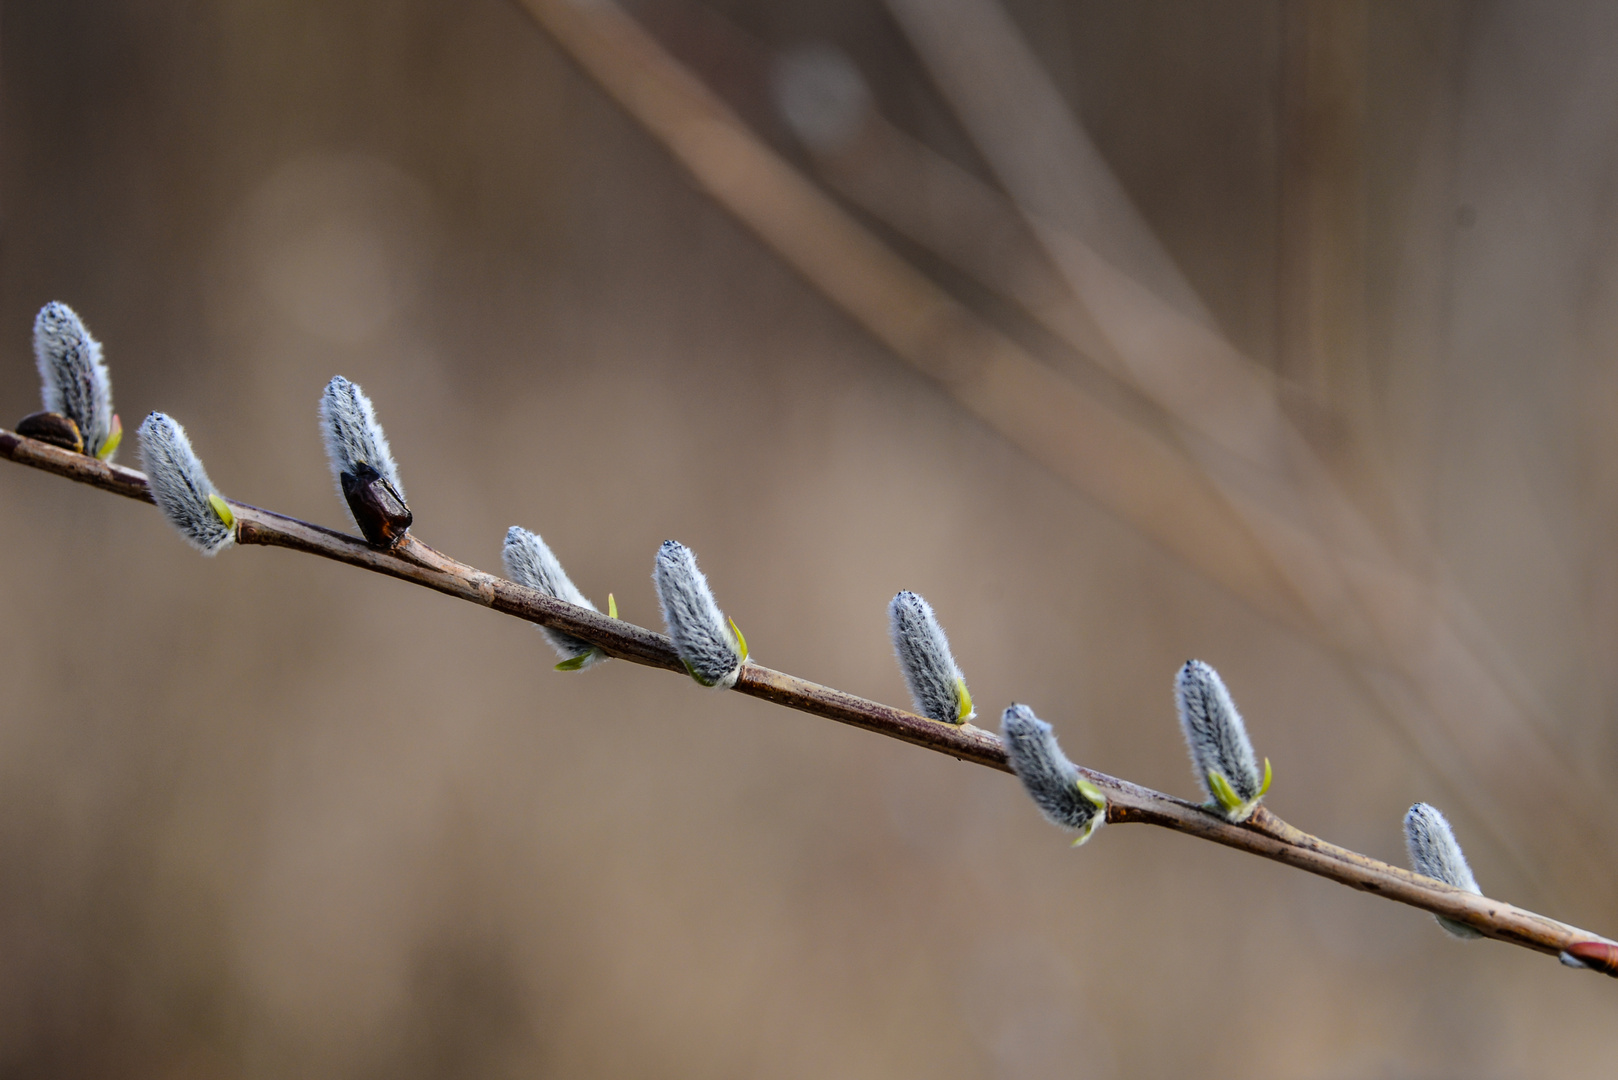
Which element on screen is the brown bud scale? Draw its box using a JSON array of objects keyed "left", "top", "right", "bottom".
[
  {"left": 1565, "top": 940, "right": 1618, "bottom": 977},
  {"left": 16, "top": 411, "right": 84, "bottom": 453},
  {"left": 340, "top": 463, "right": 412, "bottom": 549}
]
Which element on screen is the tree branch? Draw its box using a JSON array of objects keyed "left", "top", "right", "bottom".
[{"left": 3, "top": 426, "right": 1613, "bottom": 976}]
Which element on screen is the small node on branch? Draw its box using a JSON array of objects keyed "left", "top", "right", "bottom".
[
  {"left": 1001, "top": 704, "right": 1106, "bottom": 846},
  {"left": 653, "top": 540, "right": 746, "bottom": 688},
  {"left": 1403, "top": 802, "right": 1483, "bottom": 939},
  {"left": 1175, "top": 659, "right": 1271, "bottom": 822},
  {"left": 889, "top": 590, "right": 974, "bottom": 725},
  {"left": 136, "top": 412, "right": 235, "bottom": 555},
  {"left": 503, "top": 525, "right": 611, "bottom": 670},
  {"left": 32, "top": 301, "right": 120, "bottom": 461}
]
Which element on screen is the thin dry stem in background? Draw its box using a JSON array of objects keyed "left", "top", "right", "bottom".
[
  {"left": 3, "top": 426, "right": 1614, "bottom": 976},
  {"left": 510, "top": 0, "right": 1618, "bottom": 910}
]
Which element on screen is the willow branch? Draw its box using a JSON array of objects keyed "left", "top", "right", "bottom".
[{"left": 3, "top": 427, "right": 1613, "bottom": 975}]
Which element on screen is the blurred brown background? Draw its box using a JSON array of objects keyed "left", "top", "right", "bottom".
[{"left": 3, "top": 0, "right": 1618, "bottom": 1076}]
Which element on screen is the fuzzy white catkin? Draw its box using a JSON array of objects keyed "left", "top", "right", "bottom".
[
  {"left": 319, "top": 375, "right": 403, "bottom": 503},
  {"left": 1001, "top": 704, "right": 1104, "bottom": 843},
  {"left": 889, "top": 591, "right": 973, "bottom": 724},
  {"left": 502, "top": 526, "right": 604, "bottom": 667},
  {"left": 653, "top": 540, "right": 744, "bottom": 689},
  {"left": 137, "top": 412, "right": 234, "bottom": 555},
  {"left": 1175, "top": 659, "right": 1265, "bottom": 821},
  {"left": 34, "top": 302, "right": 115, "bottom": 459},
  {"left": 1403, "top": 802, "right": 1483, "bottom": 939}
]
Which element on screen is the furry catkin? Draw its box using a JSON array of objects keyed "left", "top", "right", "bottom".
[
  {"left": 653, "top": 540, "right": 744, "bottom": 688},
  {"left": 319, "top": 375, "right": 404, "bottom": 503},
  {"left": 503, "top": 526, "right": 605, "bottom": 668},
  {"left": 34, "top": 302, "right": 116, "bottom": 459},
  {"left": 1002, "top": 704, "right": 1105, "bottom": 844},
  {"left": 137, "top": 412, "right": 234, "bottom": 555},
  {"left": 1403, "top": 802, "right": 1483, "bottom": 939},
  {"left": 889, "top": 591, "right": 972, "bottom": 724},
  {"left": 1175, "top": 659, "right": 1267, "bottom": 821}
]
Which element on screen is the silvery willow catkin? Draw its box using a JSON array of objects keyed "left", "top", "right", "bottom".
[
  {"left": 1403, "top": 802, "right": 1483, "bottom": 939},
  {"left": 1002, "top": 704, "right": 1106, "bottom": 845},
  {"left": 889, "top": 590, "right": 974, "bottom": 724},
  {"left": 503, "top": 526, "right": 608, "bottom": 670},
  {"left": 137, "top": 412, "right": 235, "bottom": 555},
  {"left": 1175, "top": 659, "right": 1270, "bottom": 822},
  {"left": 34, "top": 302, "right": 118, "bottom": 460},
  {"left": 654, "top": 540, "right": 746, "bottom": 688},
  {"left": 319, "top": 375, "right": 404, "bottom": 500}
]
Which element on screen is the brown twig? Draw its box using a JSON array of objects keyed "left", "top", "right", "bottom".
[{"left": 3, "top": 426, "right": 1613, "bottom": 975}]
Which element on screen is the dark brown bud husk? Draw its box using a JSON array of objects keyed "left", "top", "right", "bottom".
[
  {"left": 16, "top": 411, "right": 84, "bottom": 453},
  {"left": 340, "top": 462, "right": 412, "bottom": 549}
]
